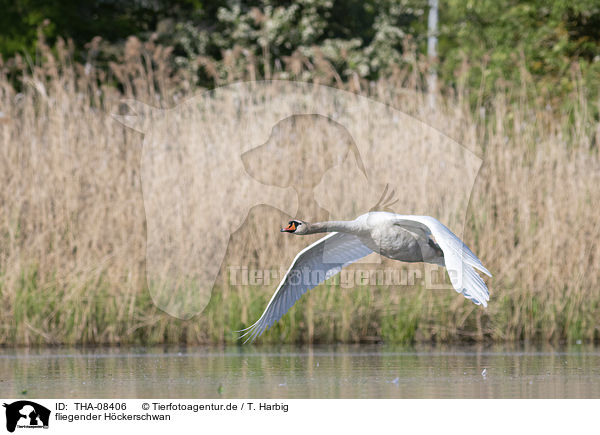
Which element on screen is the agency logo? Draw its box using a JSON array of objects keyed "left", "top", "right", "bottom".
[
  {"left": 112, "top": 81, "right": 483, "bottom": 320},
  {"left": 3, "top": 401, "right": 50, "bottom": 433}
]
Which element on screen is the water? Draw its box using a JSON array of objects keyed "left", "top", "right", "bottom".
[{"left": 2, "top": 344, "right": 600, "bottom": 398}]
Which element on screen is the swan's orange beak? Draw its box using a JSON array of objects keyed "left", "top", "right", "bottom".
[{"left": 281, "top": 222, "right": 296, "bottom": 232}]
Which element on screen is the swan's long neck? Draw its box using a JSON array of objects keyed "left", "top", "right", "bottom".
[{"left": 305, "top": 220, "right": 360, "bottom": 234}]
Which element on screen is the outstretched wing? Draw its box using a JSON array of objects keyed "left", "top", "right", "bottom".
[
  {"left": 238, "top": 232, "right": 373, "bottom": 343},
  {"left": 394, "top": 215, "right": 492, "bottom": 306}
]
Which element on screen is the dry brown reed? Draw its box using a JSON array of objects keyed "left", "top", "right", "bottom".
[{"left": 0, "top": 36, "right": 598, "bottom": 345}]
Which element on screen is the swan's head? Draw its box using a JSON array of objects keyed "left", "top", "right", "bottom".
[{"left": 280, "top": 220, "right": 307, "bottom": 234}]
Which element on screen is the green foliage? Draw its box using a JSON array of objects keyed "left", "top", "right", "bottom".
[
  {"left": 1, "top": 0, "right": 598, "bottom": 103},
  {"left": 439, "top": 0, "right": 600, "bottom": 107},
  {"left": 0, "top": 0, "right": 206, "bottom": 58},
  {"left": 167, "top": 0, "right": 427, "bottom": 85}
]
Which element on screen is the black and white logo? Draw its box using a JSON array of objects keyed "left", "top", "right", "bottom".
[{"left": 3, "top": 401, "right": 50, "bottom": 433}]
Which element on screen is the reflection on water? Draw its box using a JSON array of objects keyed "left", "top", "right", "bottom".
[{"left": 1, "top": 344, "right": 600, "bottom": 398}]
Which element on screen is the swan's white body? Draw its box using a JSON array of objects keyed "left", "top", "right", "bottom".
[{"left": 239, "top": 212, "right": 491, "bottom": 343}]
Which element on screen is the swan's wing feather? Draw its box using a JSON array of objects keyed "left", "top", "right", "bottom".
[
  {"left": 393, "top": 218, "right": 491, "bottom": 277},
  {"left": 394, "top": 216, "right": 492, "bottom": 306},
  {"left": 238, "top": 232, "right": 373, "bottom": 343}
]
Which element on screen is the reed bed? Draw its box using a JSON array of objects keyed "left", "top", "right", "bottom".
[{"left": 0, "top": 37, "right": 598, "bottom": 345}]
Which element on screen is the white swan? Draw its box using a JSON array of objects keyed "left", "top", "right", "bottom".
[{"left": 238, "top": 211, "right": 492, "bottom": 343}]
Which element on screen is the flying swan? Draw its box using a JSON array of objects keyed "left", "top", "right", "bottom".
[{"left": 238, "top": 211, "right": 491, "bottom": 343}]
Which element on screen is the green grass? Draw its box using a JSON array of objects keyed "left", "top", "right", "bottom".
[{"left": 2, "top": 266, "right": 598, "bottom": 346}]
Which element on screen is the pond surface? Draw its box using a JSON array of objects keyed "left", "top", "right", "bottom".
[{"left": 1, "top": 344, "right": 600, "bottom": 398}]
